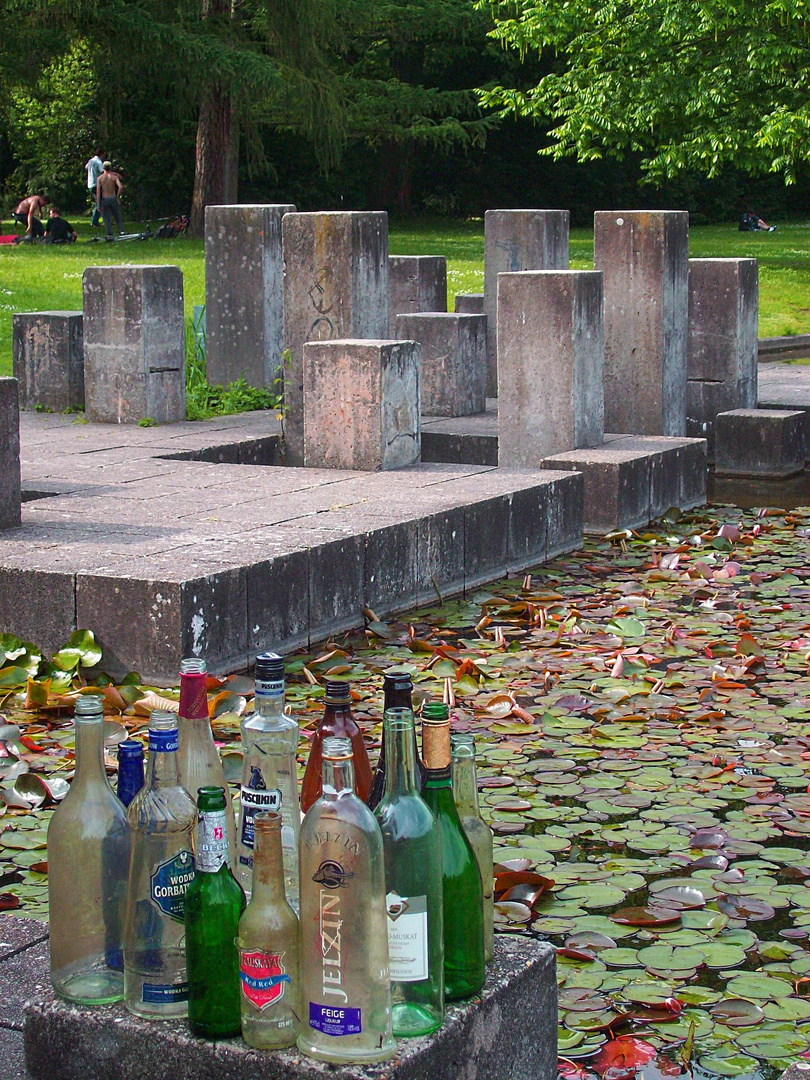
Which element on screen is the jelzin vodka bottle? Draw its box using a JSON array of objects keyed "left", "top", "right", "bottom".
[
  {"left": 238, "top": 811, "right": 301, "bottom": 1049},
  {"left": 451, "top": 733, "right": 495, "bottom": 963},
  {"left": 298, "top": 736, "right": 395, "bottom": 1064},
  {"left": 421, "top": 703, "right": 485, "bottom": 1000},
  {"left": 301, "top": 679, "right": 373, "bottom": 812},
  {"left": 367, "top": 670, "right": 426, "bottom": 811},
  {"left": 117, "top": 740, "right": 145, "bottom": 807},
  {"left": 374, "top": 707, "right": 444, "bottom": 1036},
  {"left": 237, "top": 652, "right": 300, "bottom": 908},
  {"left": 185, "top": 786, "right": 246, "bottom": 1038},
  {"left": 48, "top": 694, "right": 130, "bottom": 1004},
  {"left": 124, "top": 710, "right": 197, "bottom": 1019}
]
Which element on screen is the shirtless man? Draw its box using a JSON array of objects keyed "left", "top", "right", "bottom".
[
  {"left": 96, "top": 161, "right": 124, "bottom": 240},
  {"left": 12, "top": 194, "right": 49, "bottom": 239}
]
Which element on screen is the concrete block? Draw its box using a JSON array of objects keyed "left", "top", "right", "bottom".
[
  {"left": 594, "top": 210, "right": 689, "bottom": 436},
  {"left": 364, "top": 520, "right": 419, "bottom": 614},
  {"left": 688, "top": 258, "right": 758, "bottom": 384},
  {"left": 498, "top": 271, "right": 604, "bottom": 465},
  {"left": 388, "top": 255, "right": 447, "bottom": 332},
  {"left": 0, "top": 937, "right": 49, "bottom": 1030},
  {"left": 282, "top": 211, "right": 389, "bottom": 465},
  {"left": 82, "top": 266, "right": 186, "bottom": 424},
  {"left": 0, "top": 916, "right": 49, "bottom": 962},
  {"left": 247, "top": 548, "right": 309, "bottom": 657},
  {"left": 542, "top": 446, "right": 653, "bottom": 533},
  {"left": 484, "top": 209, "right": 570, "bottom": 396},
  {"left": 303, "top": 340, "right": 420, "bottom": 471},
  {"left": 0, "top": 379, "right": 22, "bottom": 529},
  {"left": 715, "top": 408, "right": 806, "bottom": 478},
  {"left": 417, "top": 506, "right": 466, "bottom": 605},
  {"left": 506, "top": 483, "right": 549, "bottom": 571},
  {"left": 687, "top": 378, "right": 756, "bottom": 459},
  {"left": 546, "top": 470, "right": 585, "bottom": 557},
  {"left": 205, "top": 203, "right": 296, "bottom": 389},
  {"left": 308, "top": 534, "right": 365, "bottom": 643},
  {"left": 454, "top": 293, "right": 484, "bottom": 314},
  {"left": 12, "top": 312, "right": 84, "bottom": 413},
  {"left": 0, "top": 1025, "right": 27, "bottom": 1080},
  {"left": 395, "top": 312, "right": 486, "bottom": 417},
  {"left": 0, "top": 568, "right": 75, "bottom": 654},
  {"left": 465, "top": 495, "right": 509, "bottom": 590},
  {"left": 605, "top": 435, "right": 707, "bottom": 517}
]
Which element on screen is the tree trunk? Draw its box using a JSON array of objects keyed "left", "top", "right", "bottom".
[{"left": 189, "top": 87, "right": 233, "bottom": 237}]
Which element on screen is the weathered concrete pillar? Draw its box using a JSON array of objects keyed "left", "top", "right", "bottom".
[
  {"left": 282, "top": 212, "right": 388, "bottom": 465},
  {"left": 303, "top": 339, "right": 420, "bottom": 470},
  {"left": 12, "top": 312, "right": 84, "bottom": 413},
  {"left": 594, "top": 210, "right": 689, "bottom": 436},
  {"left": 82, "top": 265, "right": 186, "bottom": 424},
  {"left": 389, "top": 255, "right": 447, "bottom": 332},
  {"left": 484, "top": 210, "right": 569, "bottom": 397},
  {"left": 395, "top": 312, "right": 486, "bottom": 417},
  {"left": 455, "top": 293, "right": 484, "bottom": 314},
  {"left": 204, "top": 203, "right": 295, "bottom": 389},
  {"left": 0, "top": 378, "right": 21, "bottom": 529},
  {"left": 498, "top": 270, "right": 604, "bottom": 465}
]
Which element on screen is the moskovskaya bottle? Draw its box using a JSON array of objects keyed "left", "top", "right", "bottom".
[
  {"left": 451, "top": 733, "right": 494, "bottom": 963},
  {"left": 374, "top": 708, "right": 444, "bottom": 1036},
  {"left": 124, "top": 710, "right": 197, "bottom": 1019},
  {"left": 48, "top": 694, "right": 130, "bottom": 1004},
  {"left": 117, "top": 740, "right": 145, "bottom": 808},
  {"left": 237, "top": 653, "right": 299, "bottom": 908},
  {"left": 298, "top": 737, "right": 395, "bottom": 1063}
]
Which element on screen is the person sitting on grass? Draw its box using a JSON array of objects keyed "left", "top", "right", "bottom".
[
  {"left": 43, "top": 207, "right": 77, "bottom": 244},
  {"left": 739, "top": 210, "right": 777, "bottom": 232},
  {"left": 11, "top": 194, "right": 49, "bottom": 240}
]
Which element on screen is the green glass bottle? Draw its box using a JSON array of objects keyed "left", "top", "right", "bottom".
[
  {"left": 421, "top": 704, "right": 485, "bottom": 1001},
  {"left": 374, "top": 707, "right": 444, "bottom": 1036},
  {"left": 451, "top": 733, "right": 494, "bottom": 963},
  {"left": 185, "top": 786, "right": 247, "bottom": 1038}
]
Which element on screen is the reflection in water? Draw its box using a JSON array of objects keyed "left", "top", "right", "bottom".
[{"left": 708, "top": 468, "right": 810, "bottom": 510}]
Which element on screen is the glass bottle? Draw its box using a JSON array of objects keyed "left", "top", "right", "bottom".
[
  {"left": 237, "top": 652, "right": 300, "bottom": 909},
  {"left": 117, "top": 740, "right": 145, "bottom": 808},
  {"left": 185, "top": 785, "right": 246, "bottom": 1039},
  {"left": 238, "top": 812, "right": 301, "bottom": 1049},
  {"left": 48, "top": 694, "right": 130, "bottom": 1004},
  {"left": 177, "top": 656, "right": 236, "bottom": 861},
  {"left": 298, "top": 736, "right": 395, "bottom": 1064},
  {"left": 301, "top": 679, "right": 373, "bottom": 813},
  {"left": 421, "top": 704, "right": 485, "bottom": 1001},
  {"left": 451, "top": 733, "right": 494, "bottom": 964},
  {"left": 124, "top": 710, "right": 197, "bottom": 1019},
  {"left": 367, "top": 670, "right": 426, "bottom": 811},
  {"left": 374, "top": 708, "right": 444, "bottom": 1036}
]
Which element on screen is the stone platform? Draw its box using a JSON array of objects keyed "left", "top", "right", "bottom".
[{"left": 759, "top": 362, "right": 810, "bottom": 455}]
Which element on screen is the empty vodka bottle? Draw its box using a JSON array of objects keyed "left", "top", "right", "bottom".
[
  {"left": 301, "top": 679, "right": 373, "bottom": 812},
  {"left": 298, "top": 737, "right": 395, "bottom": 1064},
  {"left": 237, "top": 653, "right": 300, "bottom": 908},
  {"left": 367, "top": 670, "right": 425, "bottom": 811},
  {"left": 117, "top": 740, "right": 145, "bottom": 807},
  {"left": 48, "top": 694, "right": 130, "bottom": 1004},
  {"left": 451, "top": 733, "right": 494, "bottom": 963},
  {"left": 124, "top": 710, "right": 197, "bottom": 1019}
]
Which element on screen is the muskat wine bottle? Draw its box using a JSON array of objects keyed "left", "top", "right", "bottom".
[
  {"left": 367, "top": 670, "right": 425, "bottom": 811},
  {"left": 451, "top": 733, "right": 494, "bottom": 964},
  {"left": 298, "top": 736, "right": 395, "bottom": 1063},
  {"left": 117, "top": 740, "right": 145, "bottom": 808},
  {"left": 421, "top": 703, "right": 485, "bottom": 1000},
  {"left": 301, "top": 680, "right": 373, "bottom": 812}
]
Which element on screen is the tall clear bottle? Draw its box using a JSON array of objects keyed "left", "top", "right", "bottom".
[
  {"left": 177, "top": 657, "right": 236, "bottom": 860},
  {"left": 238, "top": 812, "right": 301, "bottom": 1049},
  {"left": 48, "top": 694, "right": 130, "bottom": 1004},
  {"left": 301, "top": 680, "right": 373, "bottom": 812},
  {"left": 124, "top": 710, "right": 197, "bottom": 1019},
  {"left": 451, "top": 733, "right": 494, "bottom": 963},
  {"left": 298, "top": 737, "right": 395, "bottom": 1064},
  {"left": 367, "top": 671, "right": 426, "bottom": 811},
  {"left": 374, "top": 708, "right": 444, "bottom": 1036},
  {"left": 237, "top": 653, "right": 300, "bottom": 908}
]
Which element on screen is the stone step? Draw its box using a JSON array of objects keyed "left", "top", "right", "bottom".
[{"left": 715, "top": 408, "right": 806, "bottom": 479}]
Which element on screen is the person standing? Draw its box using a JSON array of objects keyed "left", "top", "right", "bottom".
[
  {"left": 12, "top": 194, "right": 49, "bottom": 240},
  {"left": 96, "top": 161, "right": 124, "bottom": 240},
  {"left": 85, "top": 149, "right": 104, "bottom": 226}
]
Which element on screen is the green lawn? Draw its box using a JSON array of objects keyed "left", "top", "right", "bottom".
[{"left": 2, "top": 216, "right": 809, "bottom": 377}]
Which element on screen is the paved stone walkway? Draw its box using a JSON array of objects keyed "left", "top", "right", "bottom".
[{"left": 0, "top": 916, "right": 47, "bottom": 1080}]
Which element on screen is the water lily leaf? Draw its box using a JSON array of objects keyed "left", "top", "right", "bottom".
[
  {"left": 698, "top": 1051, "right": 760, "bottom": 1076},
  {"left": 736, "top": 1027, "right": 810, "bottom": 1059},
  {"left": 610, "top": 906, "right": 682, "bottom": 928},
  {"left": 0, "top": 666, "right": 30, "bottom": 689},
  {"left": 493, "top": 901, "right": 532, "bottom": 924},
  {"left": 700, "top": 943, "right": 748, "bottom": 969},
  {"left": 652, "top": 885, "right": 706, "bottom": 909},
  {"left": 637, "top": 944, "right": 705, "bottom": 971},
  {"left": 592, "top": 1034, "right": 655, "bottom": 1076},
  {"left": 711, "top": 998, "right": 766, "bottom": 1026},
  {"left": 724, "top": 974, "right": 793, "bottom": 1000},
  {"left": 716, "top": 895, "right": 776, "bottom": 921},
  {"left": 623, "top": 981, "right": 677, "bottom": 1006},
  {"left": 763, "top": 998, "right": 810, "bottom": 1021},
  {"left": 132, "top": 690, "right": 179, "bottom": 717}
]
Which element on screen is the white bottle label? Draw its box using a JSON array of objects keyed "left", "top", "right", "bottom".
[
  {"left": 239, "top": 764, "right": 282, "bottom": 867},
  {"left": 386, "top": 892, "right": 428, "bottom": 982},
  {"left": 197, "top": 809, "right": 230, "bottom": 872}
]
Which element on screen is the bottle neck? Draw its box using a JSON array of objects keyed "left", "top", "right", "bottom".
[
  {"left": 321, "top": 701, "right": 355, "bottom": 733},
  {"left": 73, "top": 720, "right": 107, "bottom": 787},
  {"left": 146, "top": 741, "right": 182, "bottom": 789},
  {"left": 254, "top": 688, "right": 285, "bottom": 722},
  {"left": 322, "top": 757, "right": 355, "bottom": 797},
  {"left": 250, "top": 826, "right": 287, "bottom": 904},
  {"left": 383, "top": 720, "right": 419, "bottom": 797},
  {"left": 451, "top": 751, "right": 481, "bottom": 815},
  {"left": 179, "top": 672, "right": 208, "bottom": 721}
]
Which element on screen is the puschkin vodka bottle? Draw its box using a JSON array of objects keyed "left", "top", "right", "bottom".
[
  {"left": 298, "top": 737, "right": 395, "bottom": 1064},
  {"left": 367, "top": 670, "right": 426, "bottom": 811},
  {"left": 124, "top": 710, "right": 197, "bottom": 1019},
  {"left": 177, "top": 657, "right": 236, "bottom": 860},
  {"left": 49, "top": 694, "right": 130, "bottom": 1004},
  {"left": 301, "top": 680, "right": 373, "bottom": 812},
  {"left": 117, "top": 740, "right": 145, "bottom": 807},
  {"left": 238, "top": 812, "right": 301, "bottom": 1049},
  {"left": 374, "top": 707, "right": 444, "bottom": 1036},
  {"left": 451, "top": 733, "right": 494, "bottom": 963},
  {"left": 237, "top": 652, "right": 300, "bottom": 908}
]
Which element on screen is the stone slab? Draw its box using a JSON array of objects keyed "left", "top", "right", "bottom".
[
  {"left": 758, "top": 362, "right": 810, "bottom": 457},
  {"left": 0, "top": 378, "right": 22, "bottom": 530},
  {"left": 0, "top": 1024, "right": 29, "bottom": 1080},
  {"left": 388, "top": 255, "right": 447, "bottom": 333},
  {"left": 454, "top": 293, "right": 484, "bottom": 314},
  {"left": 0, "top": 918, "right": 49, "bottom": 963},
  {"left": 759, "top": 334, "right": 810, "bottom": 360},
  {"left": 542, "top": 445, "right": 652, "bottom": 533},
  {"left": 25, "top": 936, "right": 556, "bottom": 1080},
  {"left": 12, "top": 312, "right": 84, "bottom": 413},
  {"left": 715, "top": 408, "right": 806, "bottom": 479},
  {"left": 395, "top": 312, "right": 486, "bottom": 418},
  {"left": 688, "top": 259, "right": 758, "bottom": 384},
  {"left": 687, "top": 378, "right": 757, "bottom": 460},
  {"left": 603, "top": 434, "right": 708, "bottom": 515},
  {"left": 0, "top": 938, "right": 49, "bottom": 1031}
]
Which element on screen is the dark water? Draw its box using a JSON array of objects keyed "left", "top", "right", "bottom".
[{"left": 708, "top": 468, "right": 810, "bottom": 510}]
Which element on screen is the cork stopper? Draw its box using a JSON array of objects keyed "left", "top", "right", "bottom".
[{"left": 422, "top": 717, "right": 451, "bottom": 771}]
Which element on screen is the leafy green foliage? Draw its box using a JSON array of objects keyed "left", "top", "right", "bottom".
[{"left": 184, "top": 312, "right": 282, "bottom": 421}]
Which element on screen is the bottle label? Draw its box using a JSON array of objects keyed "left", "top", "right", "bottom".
[
  {"left": 148, "top": 729, "right": 179, "bottom": 753},
  {"left": 255, "top": 677, "right": 284, "bottom": 698},
  {"left": 239, "top": 766, "right": 282, "bottom": 861},
  {"left": 239, "top": 950, "right": 291, "bottom": 1010},
  {"left": 197, "top": 810, "right": 230, "bottom": 872},
  {"left": 309, "top": 1003, "right": 362, "bottom": 1037},
  {"left": 141, "top": 981, "right": 190, "bottom": 1004},
  {"left": 149, "top": 849, "right": 195, "bottom": 922},
  {"left": 386, "top": 892, "right": 429, "bottom": 982}
]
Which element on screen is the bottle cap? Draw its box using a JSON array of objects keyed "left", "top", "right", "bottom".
[
  {"left": 422, "top": 701, "right": 449, "bottom": 721},
  {"left": 324, "top": 679, "right": 351, "bottom": 703},
  {"left": 74, "top": 693, "right": 103, "bottom": 718},
  {"left": 118, "top": 739, "right": 144, "bottom": 760},
  {"left": 322, "top": 736, "right": 353, "bottom": 760},
  {"left": 383, "top": 668, "right": 413, "bottom": 690},
  {"left": 179, "top": 656, "right": 206, "bottom": 675},
  {"left": 421, "top": 714, "right": 451, "bottom": 771},
  {"left": 255, "top": 652, "right": 284, "bottom": 681}
]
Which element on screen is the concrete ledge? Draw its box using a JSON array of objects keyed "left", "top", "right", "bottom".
[
  {"left": 715, "top": 408, "right": 806, "bottom": 479},
  {"left": 758, "top": 334, "right": 810, "bottom": 360}
]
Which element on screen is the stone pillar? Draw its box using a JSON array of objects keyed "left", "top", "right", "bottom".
[
  {"left": 484, "top": 210, "right": 570, "bottom": 397},
  {"left": 687, "top": 258, "right": 758, "bottom": 458},
  {"left": 303, "top": 339, "right": 420, "bottom": 470},
  {"left": 204, "top": 203, "right": 295, "bottom": 389},
  {"left": 455, "top": 293, "right": 484, "bottom": 314},
  {"left": 395, "top": 312, "right": 486, "bottom": 417},
  {"left": 594, "top": 210, "right": 689, "bottom": 436},
  {"left": 282, "top": 212, "right": 388, "bottom": 466},
  {"left": 497, "top": 271, "right": 604, "bottom": 465},
  {"left": 12, "top": 312, "right": 84, "bottom": 413},
  {"left": 0, "top": 378, "right": 21, "bottom": 529},
  {"left": 82, "top": 265, "right": 186, "bottom": 424},
  {"left": 389, "top": 255, "right": 447, "bottom": 332}
]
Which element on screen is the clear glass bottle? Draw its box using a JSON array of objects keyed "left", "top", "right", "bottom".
[
  {"left": 421, "top": 703, "right": 485, "bottom": 1001},
  {"left": 117, "top": 740, "right": 145, "bottom": 808},
  {"left": 451, "top": 733, "right": 494, "bottom": 964},
  {"left": 177, "top": 656, "right": 236, "bottom": 861},
  {"left": 301, "top": 679, "right": 373, "bottom": 812},
  {"left": 298, "top": 736, "right": 395, "bottom": 1064},
  {"left": 374, "top": 707, "right": 444, "bottom": 1036},
  {"left": 237, "top": 653, "right": 300, "bottom": 909},
  {"left": 48, "top": 694, "right": 130, "bottom": 1004},
  {"left": 367, "top": 670, "right": 426, "bottom": 811},
  {"left": 185, "top": 786, "right": 246, "bottom": 1038},
  {"left": 124, "top": 710, "right": 197, "bottom": 1019},
  {"left": 238, "top": 812, "right": 301, "bottom": 1049}
]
